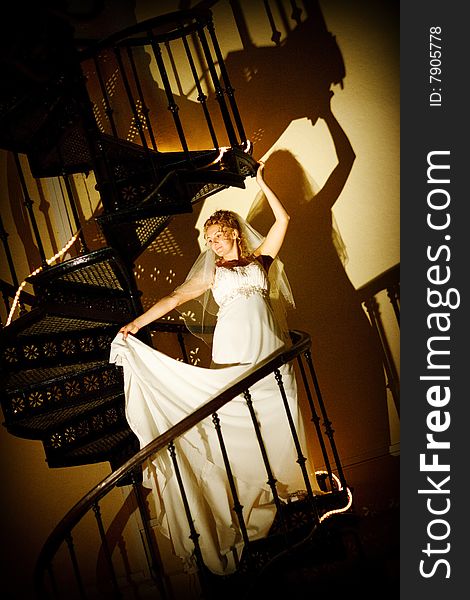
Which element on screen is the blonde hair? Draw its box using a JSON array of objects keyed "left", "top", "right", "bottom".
[{"left": 203, "top": 210, "right": 249, "bottom": 257}]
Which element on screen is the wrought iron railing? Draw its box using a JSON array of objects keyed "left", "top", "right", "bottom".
[{"left": 33, "top": 329, "right": 351, "bottom": 599}]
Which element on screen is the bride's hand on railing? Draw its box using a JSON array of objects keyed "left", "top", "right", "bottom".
[{"left": 119, "top": 321, "right": 140, "bottom": 339}]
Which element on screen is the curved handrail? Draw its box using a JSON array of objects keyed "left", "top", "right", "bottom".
[
  {"left": 34, "top": 329, "right": 312, "bottom": 591},
  {"left": 78, "top": 7, "right": 213, "bottom": 58}
]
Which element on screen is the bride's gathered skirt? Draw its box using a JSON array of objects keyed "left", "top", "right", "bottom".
[{"left": 110, "top": 262, "right": 319, "bottom": 574}]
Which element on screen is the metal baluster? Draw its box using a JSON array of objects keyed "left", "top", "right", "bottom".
[
  {"left": 177, "top": 331, "right": 189, "bottom": 363},
  {"left": 167, "top": 442, "right": 209, "bottom": 589},
  {"left": 304, "top": 350, "right": 347, "bottom": 490},
  {"left": 243, "top": 388, "right": 287, "bottom": 535},
  {"left": 182, "top": 34, "right": 219, "bottom": 149},
  {"left": 126, "top": 46, "right": 158, "bottom": 151},
  {"left": 274, "top": 368, "right": 319, "bottom": 522},
  {"left": 92, "top": 501, "right": 121, "bottom": 598},
  {"left": 149, "top": 38, "right": 190, "bottom": 157},
  {"left": 296, "top": 355, "right": 335, "bottom": 490},
  {"left": 93, "top": 53, "right": 119, "bottom": 138},
  {"left": 114, "top": 46, "right": 151, "bottom": 152},
  {"left": 196, "top": 26, "right": 238, "bottom": 147},
  {"left": 131, "top": 471, "right": 171, "bottom": 599},
  {"left": 13, "top": 153, "right": 48, "bottom": 267},
  {"left": 65, "top": 533, "right": 87, "bottom": 599},
  {"left": 211, "top": 412, "right": 252, "bottom": 566},
  {"left": 165, "top": 40, "right": 184, "bottom": 97},
  {"left": 206, "top": 17, "right": 247, "bottom": 145}
]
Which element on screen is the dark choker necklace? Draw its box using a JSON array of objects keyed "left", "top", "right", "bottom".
[{"left": 218, "top": 257, "right": 252, "bottom": 267}]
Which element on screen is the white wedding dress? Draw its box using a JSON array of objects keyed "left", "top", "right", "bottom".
[{"left": 110, "top": 257, "right": 319, "bottom": 575}]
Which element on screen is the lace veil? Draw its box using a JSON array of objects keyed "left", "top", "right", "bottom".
[{"left": 173, "top": 212, "right": 295, "bottom": 347}]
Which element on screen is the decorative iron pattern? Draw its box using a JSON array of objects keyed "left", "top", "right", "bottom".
[
  {"left": 134, "top": 216, "right": 170, "bottom": 245},
  {"left": 56, "top": 260, "right": 123, "bottom": 290},
  {"left": 3, "top": 362, "right": 123, "bottom": 426},
  {"left": 45, "top": 398, "right": 125, "bottom": 452},
  {"left": 1, "top": 330, "right": 115, "bottom": 371},
  {"left": 9, "top": 393, "right": 112, "bottom": 433},
  {"left": 97, "top": 215, "right": 171, "bottom": 263},
  {"left": 190, "top": 181, "right": 226, "bottom": 203},
  {"left": 119, "top": 181, "right": 155, "bottom": 207},
  {"left": 43, "top": 289, "right": 134, "bottom": 318},
  {"left": 19, "top": 315, "right": 112, "bottom": 336},
  {"left": 52, "top": 429, "right": 133, "bottom": 461}
]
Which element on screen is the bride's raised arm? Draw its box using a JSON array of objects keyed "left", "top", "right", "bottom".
[{"left": 252, "top": 161, "right": 290, "bottom": 259}]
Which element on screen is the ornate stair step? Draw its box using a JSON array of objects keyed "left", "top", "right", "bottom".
[
  {"left": 24, "top": 247, "right": 139, "bottom": 321},
  {"left": 101, "top": 144, "right": 254, "bottom": 216},
  {"left": 232, "top": 513, "right": 360, "bottom": 598},
  {"left": 1, "top": 310, "right": 118, "bottom": 373},
  {"left": 92, "top": 141, "right": 254, "bottom": 210},
  {"left": 96, "top": 214, "right": 172, "bottom": 266},
  {"left": 42, "top": 392, "right": 129, "bottom": 462},
  {"left": 28, "top": 128, "right": 218, "bottom": 182},
  {"left": 8, "top": 390, "right": 124, "bottom": 438},
  {"left": 27, "top": 247, "right": 132, "bottom": 293},
  {"left": 95, "top": 137, "right": 222, "bottom": 201},
  {"left": 46, "top": 428, "right": 138, "bottom": 469},
  {"left": 27, "top": 285, "right": 136, "bottom": 324},
  {"left": 96, "top": 152, "right": 254, "bottom": 262},
  {"left": 99, "top": 168, "right": 247, "bottom": 228},
  {"left": 1, "top": 360, "right": 123, "bottom": 436}
]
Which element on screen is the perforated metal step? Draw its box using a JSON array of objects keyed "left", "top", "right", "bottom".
[
  {"left": 42, "top": 392, "right": 129, "bottom": 459},
  {"left": 2, "top": 360, "right": 123, "bottom": 434},
  {"left": 1, "top": 311, "right": 118, "bottom": 373},
  {"left": 27, "top": 247, "right": 132, "bottom": 293},
  {"left": 96, "top": 150, "right": 255, "bottom": 262},
  {"left": 46, "top": 427, "right": 138, "bottom": 469}
]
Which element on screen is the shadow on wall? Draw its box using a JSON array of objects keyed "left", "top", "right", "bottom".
[
  {"left": 247, "top": 149, "right": 390, "bottom": 465},
  {"left": 220, "top": 0, "right": 346, "bottom": 157},
  {"left": 93, "top": 0, "right": 346, "bottom": 154},
  {"left": 129, "top": 0, "right": 393, "bottom": 464}
]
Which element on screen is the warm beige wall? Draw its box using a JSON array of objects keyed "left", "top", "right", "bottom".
[
  {"left": 0, "top": 428, "right": 111, "bottom": 597},
  {"left": 134, "top": 0, "right": 399, "bottom": 289}
]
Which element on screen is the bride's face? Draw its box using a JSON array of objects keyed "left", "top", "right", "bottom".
[{"left": 205, "top": 224, "right": 239, "bottom": 259}]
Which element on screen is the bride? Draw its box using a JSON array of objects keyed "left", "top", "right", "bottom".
[{"left": 110, "top": 162, "right": 320, "bottom": 575}]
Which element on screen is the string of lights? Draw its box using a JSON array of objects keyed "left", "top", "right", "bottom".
[{"left": 5, "top": 231, "right": 81, "bottom": 326}]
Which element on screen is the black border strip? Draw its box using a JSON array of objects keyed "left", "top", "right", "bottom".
[{"left": 401, "top": 2, "right": 467, "bottom": 596}]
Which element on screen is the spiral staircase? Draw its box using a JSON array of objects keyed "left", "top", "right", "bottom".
[
  {"left": 0, "top": 4, "right": 400, "bottom": 599},
  {"left": 0, "top": 6, "right": 259, "bottom": 477}
]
